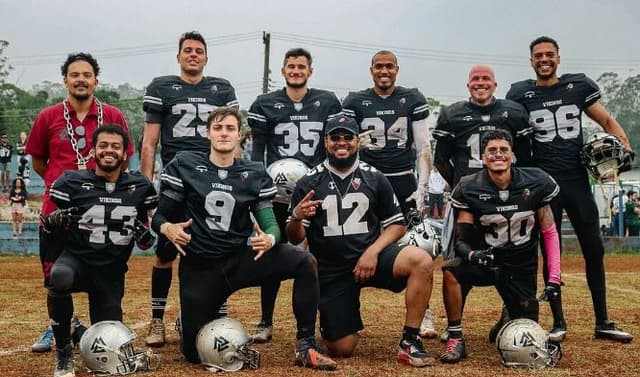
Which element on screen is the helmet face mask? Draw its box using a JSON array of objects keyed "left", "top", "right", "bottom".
[
  {"left": 581, "top": 133, "right": 625, "bottom": 182},
  {"left": 79, "top": 321, "right": 160, "bottom": 375},
  {"left": 266, "top": 158, "right": 309, "bottom": 204},
  {"left": 496, "top": 318, "right": 561, "bottom": 369},
  {"left": 400, "top": 210, "right": 442, "bottom": 258},
  {"left": 196, "top": 317, "right": 261, "bottom": 372}
]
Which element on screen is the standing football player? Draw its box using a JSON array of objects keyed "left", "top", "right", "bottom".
[
  {"left": 342, "top": 50, "right": 437, "bottom": 338},
  {"left": 445, "top": 129, "right": 562, "bottom": 364},
  {"left": 140, "top": 31, "right": 238, "bottom": 347},
  {"left": 287, "top": 116, "right": 437, "bottom": 367},
  {"left": 26, "top": 52, "right": 134, "bottom": 354},
  {"left": 434, "top": 64, "right": 533, "bottom": 362},
  {"left": 247, "top": 47, "right": 342, "bottom": 342},
  {"left": 153, "top": 107, "right": 337, "bottom": 371},
  {"left": 45, "top": 125, "right": 158, "bottom": 377},
  {"left": 506, "top": 36, "right": 633, "bottom": 343}
]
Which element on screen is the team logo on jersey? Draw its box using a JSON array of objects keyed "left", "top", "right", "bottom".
[
  {"left": 524, "top": 91, "right": 535, "bottom": 98},
  {"left": 210, "top": 85, "right": 218, "bottom": 94},
  {"left": 240, "top": 171, "right": 249, "bottom": 182},
  {"left": 313, "top": 100, "right": 321, "bottom": 110},
  {"left": 294, "top": 103, "right": 303, "bottom": 111},
  {"left": 362, "top": 100, "right": 372, "bottom": 107},
  {"left": 502, "top": 111, "right": 509, "bottom": 119},
  {"left": 352, "top": 177, "right": 361, "bottom": 190},
  {"left": 218, "top": 169, "right": 228, "bottom": 180},
  {"left": 463, "top": 115, "right": 473, "bottom": 122},
  {"left": 566, "top": 83, "right": 574, "bottom": 92},
  {"left": 328, "top": 181, "right": 336, "bottom": 190},
  {"left": 105, "top": 182, "right": 116, "bottom": 193},
  {"left": 195, "top": 165, "right": 208, "bottom": 172},
  {"left": 274, "top": 102, "right": 285, "bottom": 109},
  {"left": 399, "top": 97, "right": 406, "bottom": 107},
  {"left": 81, "top": 182, "right": 94, "bottom": 191},
  {"left": 481, "top": 114, "right": 490, "bottom": 122},
  {"left": 172, "top": 84, "right": 182, "bottom": 91},
  {"left": 128, "top": 184, "right": 137, "bottom": 194},
  {"left": 499, "top": 190, "right": 509, "bottom": 202},
  {"left": 523, "top": 188, "right": 530, "bottom": 201},
  {"left": 479, "top": 194, "right": 491, "bottom": 201}
]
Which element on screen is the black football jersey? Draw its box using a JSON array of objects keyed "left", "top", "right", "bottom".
[
  {"left": 248, "top": 88, "right": 342, "bottom": 167},
  {"left": 450, "top": 167, "right": 559, "bottom": 271},
  {"left": 433, "top": 99, "right": 532, "bottom": 186},
  {"left": 160, "top": 151, "right": 276, "bottom": 258},
  {"left": 342, "top": 87, "right": 430, "bottom": 174},
  {"left": 143, "top": 75, "right": 238, "bottom": 164},
  {"left": 290, "top": 160, "right": 405, "bottom": 277},
  {"left": 49, "top": 170, "right": 158, "bottom": 266},
  {"left": 506, "top": 74, "right": 601, "bottom": 180}
]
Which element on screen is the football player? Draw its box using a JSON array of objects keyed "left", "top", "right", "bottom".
[
  {"left": 140, "top": 31, "right": 238, "bottom": 347},
  {"left": 435, "top": 65, "right": 532, "bottom": 359},
  {"left": 247, "top": 48, "right": 342, "bottom": 342},
  {"left": 286, "top": 116, "right": 437, "bottom": 367},
  {"left": 152, "top": 107, "right": 337, "bottom": 371},
  {"left": 45, "top": 125, "right": 158, "bottom": 377},
  {"left": 506, "top": 36, "right": 633, "bottom": 343},
  {"left": 443, "top": 129, "right": 561, "bottom": 364},
  {"left": 342, "top": 50, "right": 437, "bottom": 338}
]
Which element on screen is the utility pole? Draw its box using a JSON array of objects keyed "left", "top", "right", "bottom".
[{"left": 262, "top": 31, "right": 271, "bottom": 94}]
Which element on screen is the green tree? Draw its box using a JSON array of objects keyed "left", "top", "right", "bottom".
[{"left": 597, "top": 72, "right": 640, "bottom": 156}]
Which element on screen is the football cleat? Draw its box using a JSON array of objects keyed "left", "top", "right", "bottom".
[
  {"left": 548, "top": 321, "right": 567, "bottom": 343},
  {"left": 145, "top": 318, "right": 166, "bottom": 347},
  {"left": 54, "top": 344, "right": 75, "bottom": 377},
  {"left": 440, "top": 337, "right": 467, "bottom": 363},
  {"left": 294, "top": 337, "right": 337, "bottom": 371},
  {"left": 31, "top": 327, "right": 54, "bottom": 353},
  {"left": 251, "top": 320, "right": 273, "bottom": 343},
  {"left": 419, "top": 309, "right": 438, "bottom": 338},
  {"left": 397, "top": 336, "right": 436, "bottom": 367},
  {"left": 488, "top": 307, "right": 510, "bottom": 343},
  {"left": 595, "top": 320, "right": 633, "bottom": 343}
]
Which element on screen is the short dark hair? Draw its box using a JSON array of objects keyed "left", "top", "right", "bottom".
[
  {"left": 207, "top": 106, "right": 242, "bottom": 130},
  {"left": 481, "top": 129, "right": 513, "bottom": 153},
  {"left": 179, "top": 31, "right": 207, "bottom": 54},
  {"left": 529, "top": 36, "right": 559, "bottom": 54},
  {"left": 283, "top": 48, "right": 312, "bottom": 66},
  {"left": 371, "top": 50, "right": 398, "bottom": 66},
  {"left": 61, "top": 52, "right": 100, "bottom": 77},
  {"left": 92, "top": 125, "right": 130, "bottom": 152}
]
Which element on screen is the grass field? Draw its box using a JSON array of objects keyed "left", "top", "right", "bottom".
[{"left": 0, "top": 254, "right": 638, "bottom": 377}]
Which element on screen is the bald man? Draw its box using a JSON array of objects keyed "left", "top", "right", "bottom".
[{"left": 433, "top": 64, "right": 534, "bottom": 363}]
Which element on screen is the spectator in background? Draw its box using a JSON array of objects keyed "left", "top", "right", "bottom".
[
  {"left": 610, "top": 192, "right": 628, "bottom": 236},
  {"left": 10, "top": 177, "right": 28, "bottom": 238},
  {"left": 0, "top": 133, "right": 13, "bottom": 193},
  {"left": 16, "top": 131, "right": 29, "bottom": 161},
  {"left": 624, "top": 191, "right": 640, "bottom": 236},
  {"left": 17, "top": 157, "right": 31, "bottom": 188},
  {"left": 427, "top": 167, "right": 448, "bottom": 219}
]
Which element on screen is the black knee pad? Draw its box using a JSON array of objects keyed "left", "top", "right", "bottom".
[{"left": 49, "top": 264, "right": 75, "bottom": 292}]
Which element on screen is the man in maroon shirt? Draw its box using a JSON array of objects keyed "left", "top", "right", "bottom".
[{"left": 26, "top": 53, "right": 134, "bottom": 361}]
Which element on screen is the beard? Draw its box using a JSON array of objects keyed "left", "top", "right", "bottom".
[
  {"left": 328, "top": 152, "right": 357, "bottom": 169},
  {"left": 71, "top": 91, "right": 91, "bottom": 101},
  {"left": 96, "top": 155, "right": 124, "bottom": 172},
  {"left": 286, "top": 78, "right": 308, "bottom": 89}
]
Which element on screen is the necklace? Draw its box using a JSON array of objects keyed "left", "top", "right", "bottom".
[
  {"left": 327, "top": 169, "right": 357, "bottom": 200},
  {"left": 63, "top": 98, "right": 103, "bottom": 170}
]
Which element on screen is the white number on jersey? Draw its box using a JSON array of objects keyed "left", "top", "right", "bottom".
[
  {"left": 322, "top": 193, "right": 370, "bottom": 236},
  {"left": 529, "top": 104, "right": 580, "bottom": 143},
  {"left": 360, "top": 116, "right": 408, "bottom": 149},
  {"left": 204, "top": 191, "right": 236, "bottom": 231},
  {"left": 466, "top": 133, "right": 483, "bottom": 168},
  {"left": 77, "top": 205, "right": 137, "bottom": 245},
  {"left": 479, "top": 210, "right": 535, "bottom": 247},
  {"left": 172, "top": 103, "right": 215, "bottom": 137},
  {"left": 274, "top": 121, "right": 324, "bottom": 156}
]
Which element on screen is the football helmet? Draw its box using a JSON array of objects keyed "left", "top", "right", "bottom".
[
  {"left": 79, "top": 321, "right": 160, "bottom": 375},
  {"left": 581, "top": 133, "right": 625, "bottom": 182},
  {"left": 496, "top": 318, "right": 561, "bottom": 369},
  {"left": 266, "top": 158, "right": 309, "bottom": 204},
  {"left": 400, "top": 210, "right": 442, "bottom": 259},
  {"left": 196, "top": 317, "right": 260, "bottom": 372}
]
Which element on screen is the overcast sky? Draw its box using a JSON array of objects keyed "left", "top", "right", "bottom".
[{"left": 1, "top": 0, "right": 639, "bottom": 107}]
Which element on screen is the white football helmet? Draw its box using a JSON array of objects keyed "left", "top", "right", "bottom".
[
  {"left": 196, "top": 317, "right": 260, "bottom": 372},
  {"left": 496, "top": 318, "right": 561, "bottom": 369},
  {"left": 400, "top": 210, "right": 442, "bottom": 259},
  {"left": 79, "top": 321, "right": 160, "bottom": 375},
  {"left": 266, "top": 158, "right": 309, "bottom": 204},
  {"left": 581, "top": 133, "right": 625, "bottom": 182}
]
